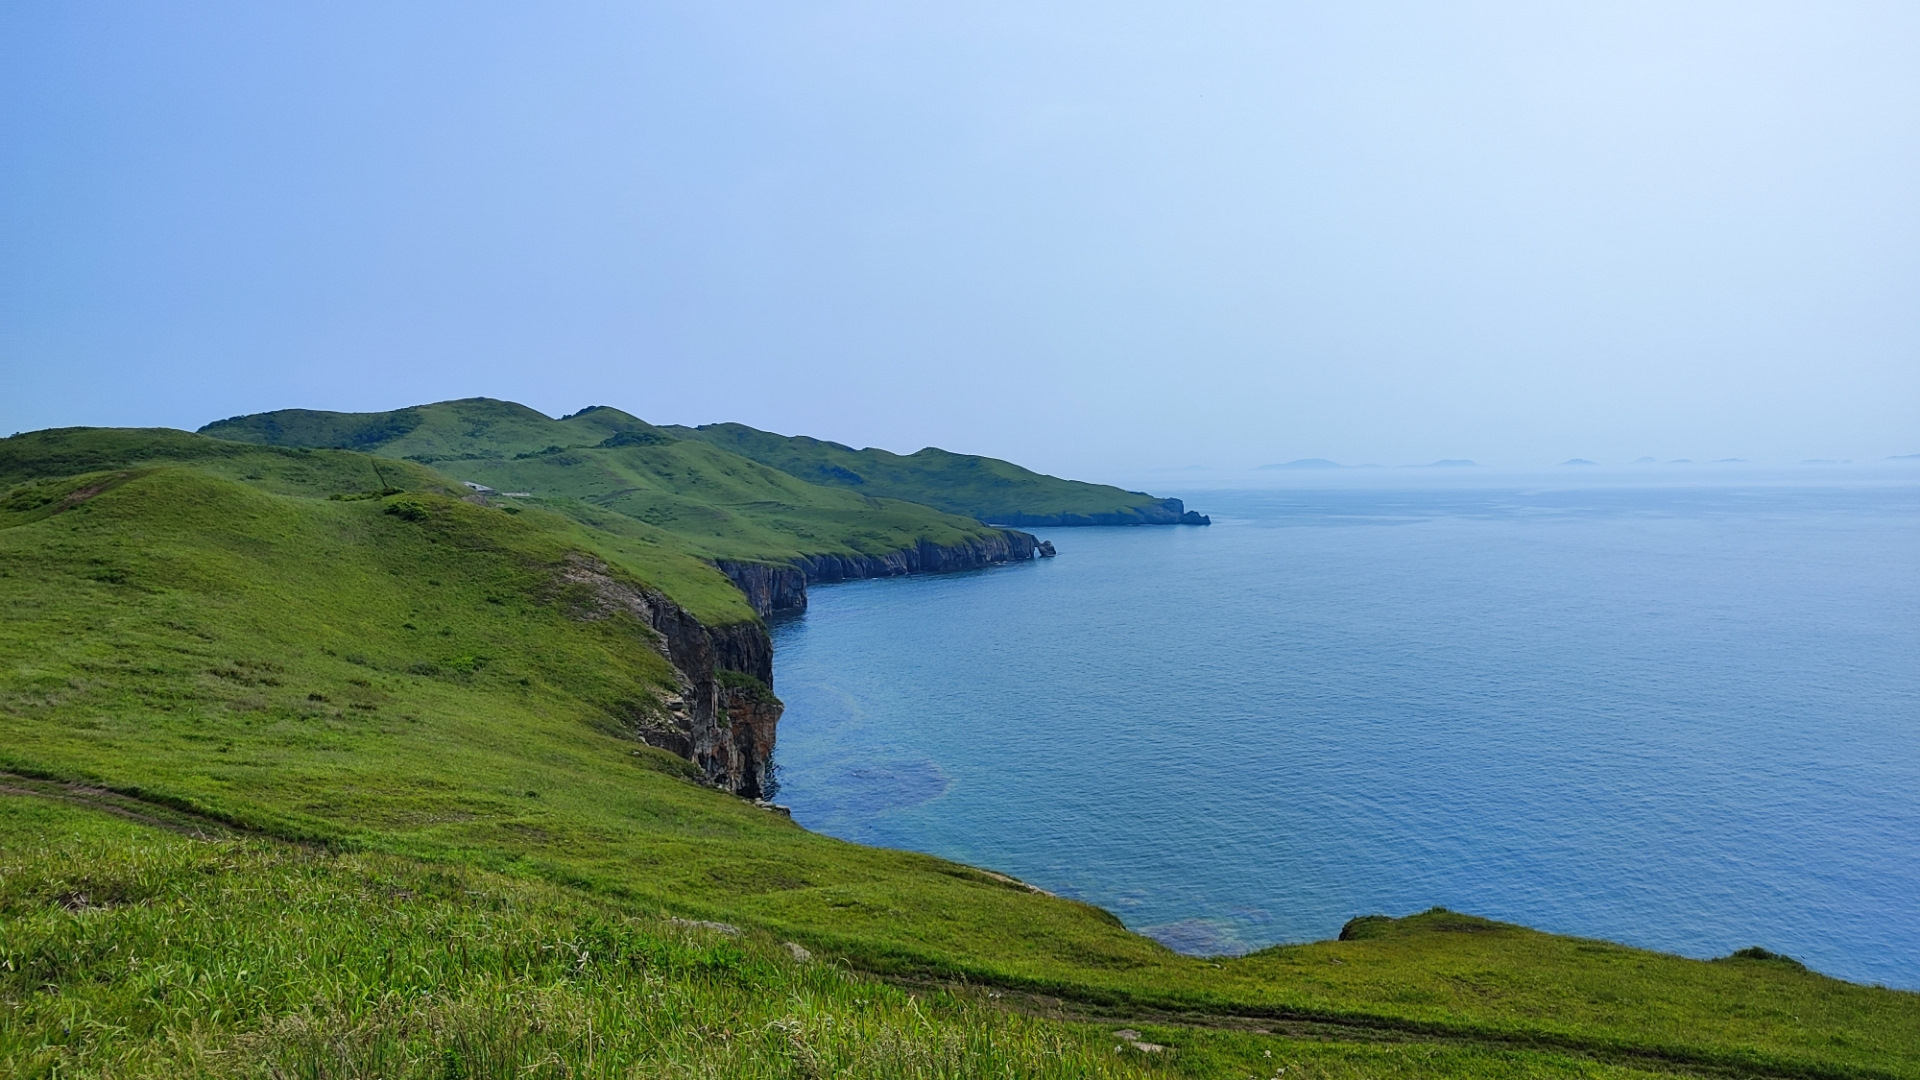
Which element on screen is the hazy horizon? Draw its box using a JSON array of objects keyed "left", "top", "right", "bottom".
[{"left": 5, "top": 2, "right": 1916, "bottom": 476}]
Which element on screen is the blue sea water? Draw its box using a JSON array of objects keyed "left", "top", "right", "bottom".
[{"left": 768, "top": 472, "right": 1920, "bottom": 988}]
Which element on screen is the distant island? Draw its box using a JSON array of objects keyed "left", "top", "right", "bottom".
[{"left": 1259, "top": 458, "right": 1346, "bottom": 469}]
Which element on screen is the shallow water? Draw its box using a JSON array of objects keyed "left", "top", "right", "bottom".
[{"left": 769, "top": 472, "right": 1920, "bottom": 987}]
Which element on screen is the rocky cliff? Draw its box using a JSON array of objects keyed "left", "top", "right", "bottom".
[
  {"left": 982, "top": 497, "right": 1210, "bottom": 528},
  {"left": 561, "top": 529, "right": 1041, "bottom": 790},
  {"left": 712, "top": 560, "right": 808, "bottom": 618},
  {"left": 716, "top": 529, "right": 1042, "bottom": 617},
  {"left": 556, "top": 555, "right": 780, "bottom": 798}
]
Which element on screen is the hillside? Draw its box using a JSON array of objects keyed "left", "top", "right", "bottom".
[
  {"left": 3, "top": 426, "right": 1918, "bottom": 1079},
  {"left": 199, "top": 399, "right": 1045, "bottom": 613},
  {"left": 664, "top": 420, "right": 1210, "bottom": 526}
]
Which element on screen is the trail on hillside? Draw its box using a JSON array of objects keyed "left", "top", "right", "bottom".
[
  {"left": 0, "top": 776, "right": 1882, "bottom": 1080},
  {"left": 0, "top": 771, "right": 244, "bottom": 841},
  {"left": 924, "top": 980, "right": 1841, "bottom": 1080}
]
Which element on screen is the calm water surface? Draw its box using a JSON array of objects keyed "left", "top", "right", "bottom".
[{"left": 769, "top": 474, "right": 1920, "bottom": 987}]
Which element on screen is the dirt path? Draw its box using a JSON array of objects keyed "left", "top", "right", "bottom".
[
  {"left": 895, "top": 967, "right": 1856, "bottom": 1080},
  {"left": 0, "top": 770, "right": 242, "bottom": 840},
  {"left": 0, "top": 774, "right": 1869, "bottom": 1080}
]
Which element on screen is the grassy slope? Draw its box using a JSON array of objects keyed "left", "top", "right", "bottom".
[
  {"left": 0, "top": 796, "right": 1158, "bottom": 1080},
  {"left": 0, "top": 447, "right": 1173, "bottom": 966},
  {"left": 199, "top": 398, "right": 1022, "bottom": 567},
  {"left": 2, "top": 433, "right": 1917, "bottom": 1077},
  {"left": 0, "top": 426, "right": 755, "bottom": 624},
  {"left": 664, "top": 420, "right": 1178, "bottom": 523},
  {"left": 4, "top": 796, "right": 1699, "bottom": 1080}
]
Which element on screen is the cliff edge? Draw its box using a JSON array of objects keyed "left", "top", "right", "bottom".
[{"left": 717, "top": 529, "right": 1042, "bottom": 617}]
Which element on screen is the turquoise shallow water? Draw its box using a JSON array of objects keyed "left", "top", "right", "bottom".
[{"left": 768, "top": 474, "right": 1920, "bottom": 988}]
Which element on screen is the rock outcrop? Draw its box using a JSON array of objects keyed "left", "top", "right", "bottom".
[
  {"left": 559, "top": 529, "right": 1043, "bottom": 788},
  {"left": 717, "top": 528, "right": 1042, "bottom": 617},
  {"left": 982, "top": 497, "right": 1209, "bottom": 528},
  {"left": 712, "top": 561, "right": 807, "bottom": 618},
  {"left": 556, "top": 555, "right": 779, "bottom": 798}
]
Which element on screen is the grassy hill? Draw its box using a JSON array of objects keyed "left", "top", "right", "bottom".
[
  {"left": 3, "top": 427, "right": 1917, "bottom": 1078},
  {"left": 664, "top": 420, "right": 1208, "bottom": 526},
  {"left": 199, "top": 398, "right": 1031, "bottom": 571}
]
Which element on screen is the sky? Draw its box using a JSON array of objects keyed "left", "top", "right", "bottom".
[{"left": 3, "top": 1, "right": 1916, "bottom": 475}]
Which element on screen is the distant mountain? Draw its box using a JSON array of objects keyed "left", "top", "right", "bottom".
[
  {"left": 1888, "top": 453, "right": 1920, "bottom": 461},
  {"left": 1561, "top": 458, "right": 1598, "bottom": 466},
  {"left": 1712, "top": 458, "right": 1749, "bottom": 464},
  {"left": 1258, "top": 458, "right": 1344, "bottom": 470},
  {"left": 1419, "top": 459, "right": 1478, "bottom": 468}
]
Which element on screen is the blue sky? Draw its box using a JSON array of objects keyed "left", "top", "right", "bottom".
[{"left": 3, "top": 2, "right": 1916, "bottom": 473}]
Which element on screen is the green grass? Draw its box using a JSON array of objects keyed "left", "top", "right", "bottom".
[
  {"left": 199, "top": 398, "right": 1028, "bottom": 568},
  {"left": 0, "top": 797, "right": 1167, "bottom": 1079},
  {"left": 0, "top": 425, "right": 756, "bottom": 624},
  {"left": 661, "top": 421, "right": 1186, "bottom": 524},
  {"left": 198, "top": 396, "right": 1191, "bottom": 528},
  {"left": 0, "top": 456, "right": 1170, "bottom": 971},
  {"left": 2, "top": 429, "right": 1918, "bottom": 1078},
  {"left": 0, "top": 798, "right": 1743, "bottom": 1080}
]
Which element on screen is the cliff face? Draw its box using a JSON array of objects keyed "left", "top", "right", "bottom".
[
  {"left": 713, "top": 561, "right": 808, "bottom": 618},
  {"left": 716, "top": 529, "right": 1041, "bottom": 618},
  {"left": 717, "top": 673, "right": 781, "bottom": 801},
  {"left": 556, "top": 556, "right": 780, "bottom": 798},
  {"left": 576, "top": 528, "right": 1042, "bottom": 789},
  {"left": 983, "top": 497, "right": 1209, "bottom": 528}
]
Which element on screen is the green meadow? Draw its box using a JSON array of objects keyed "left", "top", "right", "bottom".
[
  {"left": 199, "top": 399, "right": 1039, "bottom": 568},
  {"left": 3, "top": 425, "right": 1916, "bottom": 1078},
  {"left": 659, "top": 420, "right": 1183, "bottom": 524}
]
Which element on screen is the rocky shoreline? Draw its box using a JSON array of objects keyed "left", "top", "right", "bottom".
[
  {"left": 984, "top": 496, "right": 1210, "bottom": 528},
  {"left": 650, "top": 512, "right": 1182, "bottom": 796},
  {"left": 715, "top": 528, "right": 1046, "bottom": 617},
  {"left": 607, "top": 527, "right": 1049, "bottom": 795}
]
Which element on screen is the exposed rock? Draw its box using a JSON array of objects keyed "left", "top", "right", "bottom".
[
  {"left": 978, "top": 869, "right": 1055, "bottom": 896},
  {"left": 783, "top": 941, "right": 812, "bottom": 962},
  {"left": 713, "top": 561, "right": 807, "bottom": 617},
  {"left": 669, "top": 918, "right": 741, "bottom": 936},
  {"left": 555, "top": 528, "right": 1050, "bottom": 789},
  {"left": 1037, "top": 540, "right": 1056, "bottom": 557},
  {"left": 555, "top": 555, "right": 779, "bottom": 798},
  {"left": 718, "top": 672, "right": 781, "bottom": 801},
  {"left": 717, "top": 529, "right": 1042, "bottom": 618}
]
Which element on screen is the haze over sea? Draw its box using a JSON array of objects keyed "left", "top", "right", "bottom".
[{"left": 771, "top": 468, "right": 1920, "bottom": 989}]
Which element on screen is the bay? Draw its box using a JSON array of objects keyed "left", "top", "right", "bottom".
[{"left": 769, "top": 471, "right": 1920, "bottom": 988}]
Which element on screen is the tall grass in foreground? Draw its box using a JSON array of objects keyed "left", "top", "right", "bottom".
[{"left": 0, "top": 798, "right": 1161, "bottom": 1079}]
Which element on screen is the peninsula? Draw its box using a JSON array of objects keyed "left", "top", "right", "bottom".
[{"left": 1, "top": 407, "right": 1913, "bottom": 1079}]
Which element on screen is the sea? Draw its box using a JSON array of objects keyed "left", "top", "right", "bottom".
[{"left": 767, "top": 467, "right": 1920, "bottom": 989}]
